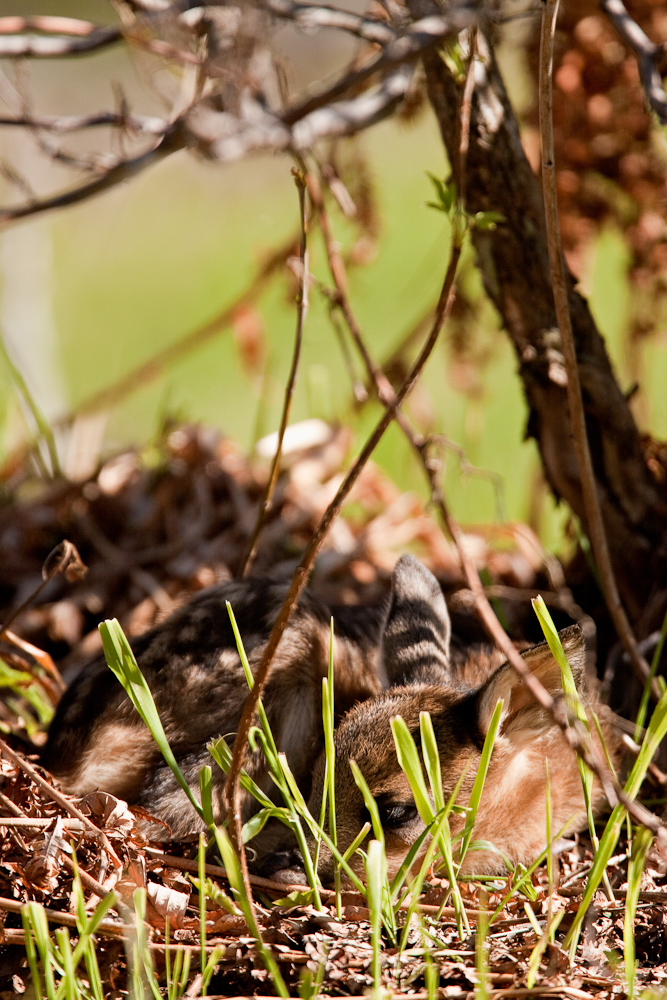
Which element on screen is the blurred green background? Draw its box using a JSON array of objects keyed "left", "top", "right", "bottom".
[{"left": 1, "top": 2, "right": 665, "bottom": 557}]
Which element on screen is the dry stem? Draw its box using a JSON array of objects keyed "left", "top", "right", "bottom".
[
  {"left": 224, "top": 233, "right": 461, "bottom": 906},
  {"left": 538, "top": 0, "right": 659, "bottom": 702},
  {"left": 241, "top": 169, "right": 308, "bottom": 576},
  {"left": 0, "top": 737, "right": 123, "bottom": 871},
  {"left": 309, "top": 28, "right": 665, "bottom": 846},
  {"left": 601, "top": 0, "right": 667, "bottom": 123}
]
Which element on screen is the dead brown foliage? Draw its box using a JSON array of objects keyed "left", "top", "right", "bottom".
[{"left": 1, "top": 427, "right": 666, "bottom": 996}]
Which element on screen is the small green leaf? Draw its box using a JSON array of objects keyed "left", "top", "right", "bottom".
[{"left": 473, "top": 210, "right": 505, "bottom": 230}]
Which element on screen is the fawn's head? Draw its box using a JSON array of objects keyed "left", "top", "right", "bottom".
[{"left": 303, "top": 555, "right": 611, "bottom": 882}]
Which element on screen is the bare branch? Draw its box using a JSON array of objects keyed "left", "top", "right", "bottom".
[
  {"left": 0, "top": 5, "right": 473, "bottom": 223},
  {"left": 0, "top": 134, "right": 176, "bottom": 226},
  {"left": 0, "top": 736, "right": 124, "bottom": 872},
  {"left": 0, "top": 112, "right": 168, "bottom": 134},
  {"left": 539, "top": 0, "right": 659, "bottom": 700},
  {"left": 0, "top": 16, "right": 121, "bottom": 57},
  {"left": 601, "top": 0, "right": 667, "bottom": 124},
  {"left": 257, "top": 0, "right": 396, "bottom": 45},
  {"left": 304, "top": 36, "right": 662, "bottom": 848},
  {"left": 189, "top": 64, "right": 415, "bottom": 163},
  {"left": 224, "top": 216, "right": 462, "bottom": 895},
  {"left": 241, "top": 168, "right": 308, "bottom": 576},
  {"left": 281, "top": 10, "right": 475, "bottom": 126},
  {"left": 0, "top": 15, "right": 106, "bottom": 36}
]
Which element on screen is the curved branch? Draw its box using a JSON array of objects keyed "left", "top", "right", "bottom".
[
  {"left": 0, "top": 17, "right": 121, "bottom": 57},
  {"left": 412, "top": 8, "right": 666, "bottom": 620},
  {"left": 258, "top": 0, "right": 395, "bottom": 44},
  {"left": 539, "top": 0, "right": 658, "bottom": 696},
  {"left": 601, "top": 0, "right": 667, "bottom": 124},
  {"left": 0, "top": 112, "right": 167, "bottom": 134},
  {"left": 185, "top": 64, "right": 415, "bottom": 161},
  {"left": 0, "top": 135, "right": 176, "bottom": 226},
  {"left": 282, "top": 9, "right": 475, "bottom": 126}
]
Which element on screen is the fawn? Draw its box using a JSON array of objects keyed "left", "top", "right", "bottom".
[{"left": 42, "top": 555, "right": 619, "bottom": 878}]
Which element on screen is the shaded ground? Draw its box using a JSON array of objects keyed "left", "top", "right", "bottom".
[{"left": 1, "top": 424, "right": 666, "bottom": 997}]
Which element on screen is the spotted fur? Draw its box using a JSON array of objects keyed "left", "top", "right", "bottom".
[{"left": 42, "top": 556, "right": 619, "bottom": 876}]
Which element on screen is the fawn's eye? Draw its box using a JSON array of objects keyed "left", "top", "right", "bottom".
[{"left": 378, "top": 802, "right": 419, "bottom": 829}]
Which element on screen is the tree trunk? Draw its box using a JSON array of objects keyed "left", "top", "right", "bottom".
[{"left": 409, "top": 14, "right": 667, "bottom": 630}]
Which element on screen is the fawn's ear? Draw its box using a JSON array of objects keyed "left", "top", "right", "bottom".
[
  {"left": 380, "top": 554, "right": 451, "bottom": 687},
  {"left": 477, "top": 624, "right": 586, "bottom": 737}
]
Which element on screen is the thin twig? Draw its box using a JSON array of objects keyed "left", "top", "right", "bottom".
[
  {"left": 241, "top": 168, "right": 309, "bottom": 576},
  {"left": 224, "top": 222, "right": 462, "bottom": 908},
  {"left": 0, "top": 111, "right": 167, "bottom": 133},
  {"left": 280, "top": 10, "right": 475, "bottom": 127},
  {"left": 0, "top": 20, "right": 121, "bottom": 57},
  {"left": 0, "top": 134, "right": 176, "bottom": 225},
  {"left": 0, "top": 817, "right": 86, "bottom": 829},
  {"left": 257, "top": 0, "right": 396, "bottom": 44},
  {"left": 0, "top": 540, "right": 86, "bottom": 637},
  {"left": 0, "top": 737, "right": 124, "bottom": 870},
  {"left": 601, "top": 0, "right": 667, "bottom": 124},
  {"left": 538, "top": 0, "right": 659, "bottom": 702},
  {"left": 0, "top": 896, "right": 128, "bottom": 938},
  {"left": 60, "top": 854, "right": 115, "bottom": 901},
  {"left": 309, "top": 36, "right": 667, "bottom": 849},
  {"left": 143, "top": 848, "right": 336, "bottom": 897},
  {"left": 307, "top": 172, "right": 417, "bottom": 438}
]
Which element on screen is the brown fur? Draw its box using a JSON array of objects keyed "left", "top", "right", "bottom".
[
  {"left": 42, "top": 556, "right": 621, "bottom": 877},
  {"left": 307, "top": 627, "right": 614, "bottom": 882}
]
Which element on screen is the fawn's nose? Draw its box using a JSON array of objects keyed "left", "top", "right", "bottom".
[{"left": 255, "top": 848, "right": 308, "bottom": 885}]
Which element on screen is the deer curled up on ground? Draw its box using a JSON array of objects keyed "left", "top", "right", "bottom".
[{"left": 42, "top": 555, "right": 621, "bottom": 880}]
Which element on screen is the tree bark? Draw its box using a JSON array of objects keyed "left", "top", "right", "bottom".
[{"left": 408, "top": 10, "right": 667, "bottom": 628}]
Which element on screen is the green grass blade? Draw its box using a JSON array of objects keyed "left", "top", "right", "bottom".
[
  {"left": 201, "top": 946, "right": 224, "bottom": 995},
  {"left": 341, "top": 822, "right": 372, "bottom": 864},
  {"left": 198, "top": 834, "right": 208, "bottom": 995},
  {"left": 420, "top": 711, "right": 444, "bottom": 813},
  {"left": 624, "top": 825, "right": 653, "bottom": 999},
  {"left": 365, "top": 840, "right": 386, "bottom": 994},
  {"left": 323, "top": 617, "right": 341, "bottom": 915},
  {"left": 21, "top": 907, "right": 43, "bottom": 1000},
  {"left": 390, "top": 716, "right": 433, "bottom": 823},
  {"left": 634, "top": 608, "right": 667, "bottom": 741},
  {"left": 388, "top": 717, "right": 470, "bottom": 935},
  {"left": 226, "top": 602, "right": 280, "bottom": 765},
  {"left": 397, "top": 808, "right": 460, "bottom": 951},
  {"left": 132, "top": 889, "right": 161, "bottom": 1000},
  {"left": 212, "top": 825, "right": 289, "bottom": 997},
  {"left": 533, "top": 601, "right": 615, "bottom": 894},
  {"left": 475, "top": 892, "right": 489, "bottom": 1000},
  {"left": 565, "top": 679, "right": 667, "bottom": 956},
  {"left": 350, "top": 759, "right": 385, "bottom": 847},
  {"left": 458, "top": 699, "right": 503, "bottom": 866},
  {"left": 99, "top": 619, "right": 205, "bottom": 823},
  {"left": 27, "top": 902, "right": 57, "bottom": 1000},
  {"left": 53, "top": 928, "right": 75, "bottom": 1000},
  {"left": 199, "top": 765, "right": 215, "bottom": 828},
  {"left": 208, "top": 737, "right": 276, "bottom": 811},
  {"left": 532, "top": 597, "right": 587, "bottom": 723}
]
